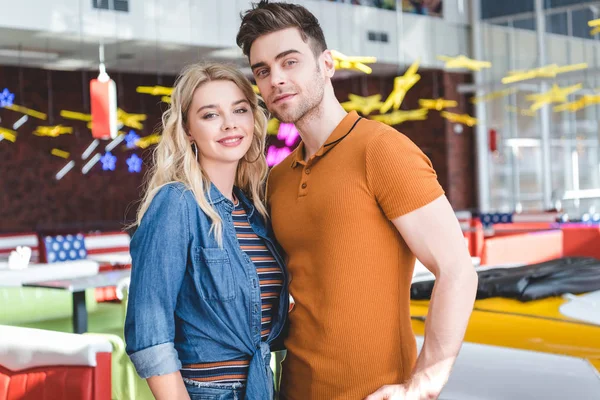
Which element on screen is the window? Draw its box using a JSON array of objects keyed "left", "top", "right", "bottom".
[{"left": 92, "top": 0, "right": 128, "bottom": 12}]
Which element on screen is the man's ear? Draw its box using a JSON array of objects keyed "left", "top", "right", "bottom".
[{"left": 322, "top": 50, "right": 336, "bottom": 78}]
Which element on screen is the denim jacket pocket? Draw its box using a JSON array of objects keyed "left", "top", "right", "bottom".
[{"left": 197, "top": 247, "right": 236, "bottom": 302}]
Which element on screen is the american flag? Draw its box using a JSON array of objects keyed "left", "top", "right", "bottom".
[{"left": 0, "top": 233, "right": 39, "bottom": 263}]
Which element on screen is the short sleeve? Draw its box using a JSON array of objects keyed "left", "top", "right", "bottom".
[{"left": 366, "top": 128, "right": 445, "bottom": 220}]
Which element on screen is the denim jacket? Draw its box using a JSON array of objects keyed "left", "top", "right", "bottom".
[{"left": 124, "top": 182, "right": 288, "bottom": 400}]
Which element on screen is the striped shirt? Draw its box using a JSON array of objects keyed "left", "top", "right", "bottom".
[{"left": 181, "top": 198, "right": 284, "bottom": 384}]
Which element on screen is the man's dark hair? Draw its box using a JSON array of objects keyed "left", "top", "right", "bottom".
[{"left": 236, "top": 1, "right": 328, "bottom": 59}]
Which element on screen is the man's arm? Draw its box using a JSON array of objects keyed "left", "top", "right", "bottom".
[{"left": 366, "top": 195, "right": 477, "bottom": 400}]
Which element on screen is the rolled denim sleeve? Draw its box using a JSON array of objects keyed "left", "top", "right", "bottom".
[{"left": 124, "top": 184, "right": 190, "bottom": 378}]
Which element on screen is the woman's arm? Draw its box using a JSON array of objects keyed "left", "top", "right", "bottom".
[{"left": 147, "top": 371, "right": 191, "bottom": 400}]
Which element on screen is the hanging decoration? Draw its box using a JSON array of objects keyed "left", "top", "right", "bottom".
[
  {"left": 0, "top": 127, "right": 17, "bottom": 142},
  {"left": 33, "top": 125, "right": 73, "bottom": 137},
  {"left": 253, "top": 85, "right": 260, "bottom": 94},
  {"left": 380, "top": 59, "right": 421, "bottom": 114},
  {"left": 55, "top": 161, "right": 75, "bottom": 180},
  {"left": 277, "top": 123, "right": 300, "bottom": 147},
  {"left": 418, "top": 98, "right": 458, "bottom": 111},
  {"left": 90, "top": 43, "right": 118, "bottom": 140},
  {"left": 126, "top": 154, "right": 143, "bottom": 173},
  {"left": 341, "top": 94, "right": 384, "bottom": 116},
  {"left": 267, "top": 118, "right": 280, "bottom": 135},
  {"left": 60, "top": 110, "right": 92, "bottom": 122},
  {"left": 12, "top": 115, "right": 29, "bottom": 130},
  {"left": 136, "top": 134, "right": 161, "bottom": 149},
  {"left": 502, "top": 63, "right": 588, "bottom": 84},
  {"left": 4, "top": 104, "right": 47, "bottom": 120},
  {"left": 0, "top": 88, "right": 15, "bottom": 108},
  {"left": 553, "top": 94, "right": 600, "bottom": 113},
  {"left": 82, "top": 153, "right": 102, "bottom": 175},
  {"left": 331, "top": 50, "right": 376, "bottom": 74},
  {"left": 125, "top": 130, "right": 141, "bottom": 149},
  {"left": 117, "top": 108, "right": 147, "bottom": 130},
  {"left": 51, "top": 149, "right": 70, "bottom": 159},
  {"left": 266, "top": 145, "right": 292, "bottom": 167},
  {"left": 471, "top": 87, "right": 518, "bottom": 104},
  {"left": 100, "top": 152, "right": 117, "bottom": 171},
  {"left": 526, "top": 83, "right": 582, "bottom": 111},
  {"left": 136, "top": 85, "right": 173, "bottom": 103},
  {"left": 437, "top": 55, "right": 491, "bottom": 71},
  {"left": 370, "top": 109, "right": 429, "bottom": 126},
  {"left": 441, "top": 111, "right": 477, "bottom": 127},
  {"left": 588, "top": 18, "right": 600, "bottom": 36}
]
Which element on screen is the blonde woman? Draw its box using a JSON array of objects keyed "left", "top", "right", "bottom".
[{"left": 125, "top": 63, "right": 288, "bottom": 400}]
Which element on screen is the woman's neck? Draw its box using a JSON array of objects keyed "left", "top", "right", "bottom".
[{"left": 200, "top": 158, "right": 238, "bottom": 201}]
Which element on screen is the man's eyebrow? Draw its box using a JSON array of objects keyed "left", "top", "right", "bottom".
[{"left": 250, "top": 49, "right": 302, "bottom": 70}]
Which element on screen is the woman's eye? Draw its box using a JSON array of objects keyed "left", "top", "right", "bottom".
[
  {"left": 203, "top": 113, "right": 217, "bottom": 119},
  {"left": 235, "top": 108, "right": 249, "bottom": 114}
]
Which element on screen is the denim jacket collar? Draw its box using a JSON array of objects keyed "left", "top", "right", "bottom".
[{"left": 206, "top": 183, "right": 256, "bottom": 219}]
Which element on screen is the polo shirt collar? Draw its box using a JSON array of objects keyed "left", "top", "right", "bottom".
[{"left": 290, "top": 111, "right": 360, "bottom": 169}]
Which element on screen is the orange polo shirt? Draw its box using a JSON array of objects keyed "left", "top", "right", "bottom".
[{"left": 267, "top": 111, "right": 444, "bottom": 400}]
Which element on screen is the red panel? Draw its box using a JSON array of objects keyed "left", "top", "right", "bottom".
[
  {"left": 0, "top": 364, "right": 94, "bottom": 400},
  {"left": 93, "top": 353, "right": 112, "bottom": 400},
  {"left": 481, "top": 230, "right": 563, "bottom": 266},
  {"left": 562, "top": 225, "right": 600, "bottom": 259}
]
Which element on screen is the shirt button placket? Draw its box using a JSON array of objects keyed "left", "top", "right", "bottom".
[{"left": 299, "top": 164, "right": 311, "bottom": 196}]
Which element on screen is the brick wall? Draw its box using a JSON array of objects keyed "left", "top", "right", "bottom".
[{"left": 0, "top": 65, "right": 474, "bottom": 232}]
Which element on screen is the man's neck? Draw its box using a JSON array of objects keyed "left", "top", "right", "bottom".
[{"left": 295, "top": 95, "right": 348, "bottom": 161}]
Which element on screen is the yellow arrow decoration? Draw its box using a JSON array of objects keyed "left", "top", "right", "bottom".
[
  {"left": 136, "top": 134, "right": 162, "bottom": 149},
  {"left": 34, "top": 125, "right": 73, "bottom": 137},
  {"left": 471, "top": 88, "right": 519, "bottom": 104},
  {"left": 418, "top": 98, "right": 458, "bottom": 111},
  {"left": 526, "top": 83, "right": 582, "bottom": 111},
  {"left": 441, "top": 111, "right": 477, "bottom": 127},
  {"left": 370, "top": 109, "right": 429, "bottom": 126},
  {"left": 136, "top": 85, "right": 174, "bottom": 96},
  {"left": 553, "top": 94, "right": 600, "bottom": 113},
  {"left": 117, "top": 108, "right": 147, "bottom": 130},
  {"left": 267, "top": 118, "right": 280, "bottom": 135},
  {"left": 51, "top": 148, "right": 70, "bottom": 159},
  {"left": 437, "top": 55, "right": 491, "bottom": 71},
  {"left": 341, "top": 94, "right": 384, "bottom": 116},
  {"left": 60, "top": 110, "right": 92, "bottom": 121},
  {"left": 4, "top": 104, "right": 47, "bottom": 120},
  {"left": 589, "top": 18, "right": 600, "bottom": 36},
  {"left": 331, "top": 50, "right": 376, "bottom": 74},
  {"left": 380, "top": 59, "right": 421, "bottom": 114},
  {"left": 502, "top": 63, "right": 588, "bottom": 84},
  {"left": 0, "top": 127, "right": 17, "bottom": 142}
]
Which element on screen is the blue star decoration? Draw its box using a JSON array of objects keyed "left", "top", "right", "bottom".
[
  {"left": 0, "top": 88, "right": 15, "bottom": 108},
  {"left": 126, "top": 154, "right": 142, "bottom": 173},
  {"left": 100, "top": 151, "right": 117, "bottom": 171},
  {"left": 125, "top": 130, "right": 140, "bottom": 149}
]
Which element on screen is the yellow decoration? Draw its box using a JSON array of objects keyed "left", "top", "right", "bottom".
[
  {"left": 267, "top": 118, "right": 280, "bottom": 135},
  {"left": 471, "top": 88, "right": 519, "bottom": 104},
  {"left": 60, "top": 110, "right": 92, "bottom": 121},
  {"left": 341, "top": 94, "right": 384, "bottom": 116},
  {"left": 252, "top": 85, "right": 260, "bottom": 94},
  {"left": 505, "top": 106, "right": 537, "bottom": 117},
  {"left": 526, "top": 83, "right": 582, "bottom": 111},
  {"left": 502, "top": 63, "right": 588, "bottom": 84},
  {"left": 136, "top": 85, "right": 173, "bottom": 96},
  {"left": 418, "top": 98, "right": 458, "bottom": 111},
  {"left": 51, "top": 148, "right": 70, "bottom": 159},
  {"left": 370, "top": 109, "right": 429, "bottom": 126},
  {"left": 161, "top": 96, "right": 171, "bottom": 104},
  {"left": 331, "top": 50, "right": 376, "bottom": 74},
  {"left": 589, "top": 18, "right": 600, "bottom": 36},
  {"left": 0, "top": 127, "right": 17, "bottom": 142},
  {"left": 4, "top": 104, "right": 47, "bottom": 120},
  {"left": 117, "top": 108, "right": 147, "bottom": 130},
  {"left": 437, "top": 55, "right": 491, "bottom": 71},
  {"left": 34, "top": 125, "right": 73, "bottom": 137},
  {"left": 380, "top": 59, "right": 421, "bottom": 114},
  {"left": 553, "top": 94, "right": 600, "bottom": 113},
  {"left": 136, "top": 134, "right": 162, "bottom": 149},
  {"left": 441, "top": 111, "right": 477, "bottom": 126}
]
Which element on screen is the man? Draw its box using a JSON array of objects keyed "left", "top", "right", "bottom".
[{"left": 236, "top": 2, "right": 477, "bottom": 399}]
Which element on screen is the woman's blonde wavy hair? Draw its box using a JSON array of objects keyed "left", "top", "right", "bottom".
[{"left": 134, "top": 62, "right": 269, "bottom": 246}]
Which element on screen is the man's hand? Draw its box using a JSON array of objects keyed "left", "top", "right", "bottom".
[{"left": 364, "top": 371, "right": 443, "bottom": 400}]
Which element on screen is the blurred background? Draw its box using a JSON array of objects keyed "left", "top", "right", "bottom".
[{"left": 1, "top": 0, "right": 599, "bottom": 232}]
